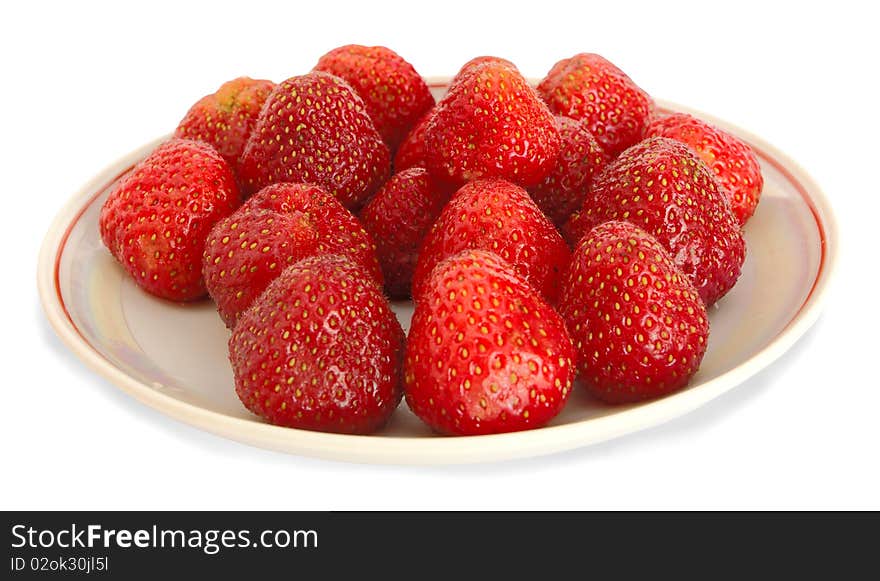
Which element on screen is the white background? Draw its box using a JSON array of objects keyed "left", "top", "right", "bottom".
[{"left": 2, "top": 1, "right": 877, "bottom": 510}]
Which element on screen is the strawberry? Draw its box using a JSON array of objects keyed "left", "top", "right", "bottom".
[
  {"left": 174, "top": 77, "right": 275, "bottom": 168},
  {"left": 313, "top": 45, "right": 435, "bottom": 151},
  {"left": 237, "top": 72, "right": 390, "bottom": 210},
  {"left": 411, "top": 179, "right": 570, "bottom": 305},
  {"left": 359, "top": 167, "right": 448, "bottom": 298},
  {"left": 203, "top": 182, "right": 382, "bottom": 327},
  {"left": 424, "top": 58, "right": 560, "bottom": 188},
  {"left": 229, "top": 254, "right": 404, "bottom": 434},
  {"left": 448, "top": 55, "right": 518, "bottom": 88},
  {"left": 537, "top": 53, "right": 654, "bottom": 156},
  {"left": 559, "top": 221, "right": 709, "bottom": 403},
  {"left": 404, "top": 249, "right": 575, "bottom": 435},
  {"left": 648, "top": 112, "right": 764, "bottom": 225},
  {"left": 566, "top": 136, "right": 745, "bottom": 306},
  {"left": 393, "top": 108, "right": 432, "bottom": 171},
  {"left": 99, "top": 138, "right": 240, "bottom": 301},
  {"left": 529, "top": 115, "right": 611, "bottom": 226},
  {"left": 393, "top": 58, "right": 520, "bottom": 174}
]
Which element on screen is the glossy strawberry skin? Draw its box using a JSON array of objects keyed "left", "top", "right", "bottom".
[
  {"left": 229, "top": 255, "right": 404, "bottom": 434},
  {"left": 247, "top": 184, "right": 382, "bottom": 284},
  {"left": 448, "top": 56, "right": 518, "bottom": 89},
  {"left": 237, "top": 72, "right": 390, "bottom": 210},
  {"left": 404, "top": 249, "right": 575, "bottom": 435},
  {"left": 203, "top": 182, "right": 382, "bottom": 327},
  {"left": 411, "top": 179, "right": 571, "bottom": 305},
  {"left": 559, "top": 221, "right": 709, "bottom": 404},
  {"left": 567, "top": 137, "right": 745, "bottom": 306},
  {"left": 393, "top": 108, "right": 432, "bottom": 171},
  {"left": 359, "top": 168, "right": 448, "bottom": 298},
  {"left": 538, "top": 53, "right": 654, "bottom": 157},
  {"left": 99, "top": 138, "right": 240, "bottom": 301},
  {"left": 313, "top": 45, "right": 434, "bottom": 151},
  {"left": 424, "top": 59, "right": 560, "bottom": 189},
  {"left": 174, "top": 77, "right": 275, "bottom": 167},
  {"left": 529, "top": 116, "right": 610, "bottom": 226},
  {"left": 648, "top": 112, "right": 764, "bottom": 226}
]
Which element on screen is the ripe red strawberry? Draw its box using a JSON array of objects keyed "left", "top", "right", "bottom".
[
  {"left": 448, "top": 55, "right": 517, "bottom": 88},
  {"left": 313, "top": 45, "right": 434, "bottom": 151},
  {"left": 229, "top": 254, "right": 404, "bottom": 434},
  {"left": 559, "top": 221, "right": 709, "bottom": 403},
  {"left": 237, "top": 72, "right": 390, "bottom": 210},
  {"left": 529, "top": 115, "right": 611, "bottom": 226},
  {"left": 203, "top": 182, "right": 382, "bottom": 327},
  {"left": 393, "top": 108, "right": 432, "bottom": 171},
  {"left": 99, "top": 138, "right": 240, "bottom": 301},
  {"left": 411, "top": 179, "right": 571, "bottom": 305},
  {"left": 537, "top": 53, "right": 654, "bottom": 156},
  {"left": 359, "top": 167, "right": 448, "bottom": 298},
  {"left": 648, "top": 112, "right": 764, "bottom": 225},
  {"left": 174, "top": 77, "right": 275, "bottom": 167},
  {"left": 566, "top": 136, "right": 745, "bottom": 306},
  {"left": 394, "top": 58, "right": 518, "bottom": 174},
  {"left": 404, "top": 249, "right": 575, "bottom": 435},
  {"left": 424, "top": 58, "right": 560, "bottom": 188}
]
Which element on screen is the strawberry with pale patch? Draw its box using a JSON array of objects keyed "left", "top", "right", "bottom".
[
  {"left": 229, "top": 254, "right": 404, "bottom": 434},
  {"left": 313, "top": 45, "right": 434, "bottom": 151},
  {"left": 203, "top": 182, "right": 382, "bottom": 327},
  {"left": 99, "top": 138, "right": 240, "bottom": 301},
  {"left": 174, "top": 77, "right": 275, "bottom": 168},
  {"left": 648, "top": 112, "right": 764, "bottom": 225},
  {"left": 529, "top": 115, "right": 611, "bottom": 226},
  {"left": 411, "top": 179, "right": 571, "bottom": 305},
  {"left": 538, "top": 53, "right": 654, "bottom": 156},
  {"left": 565, "top": 136, "right": 745, "bottom": 306},
  {"left": 404, "top": 249, "right": 575, "bottom": 435},
  {"left": 559, "top": 221, "right": 709, "bottom": 404},
  {"left": 424, "top": 58, "right": 560, "bottom": 188},
  {"left": 359, "top": 167, "right": 449, "bottom": 298},
  {"left": 238, "top": 72, "right": 390, "bottom": 210}
]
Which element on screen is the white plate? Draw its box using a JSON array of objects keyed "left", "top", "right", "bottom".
[{"left": 38, "top": 83, "right": 838, "bottom": 464}]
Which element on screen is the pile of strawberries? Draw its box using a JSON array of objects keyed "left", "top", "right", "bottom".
[{"left": 99, "top": 46, "right": 763, "bottom": 436}]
